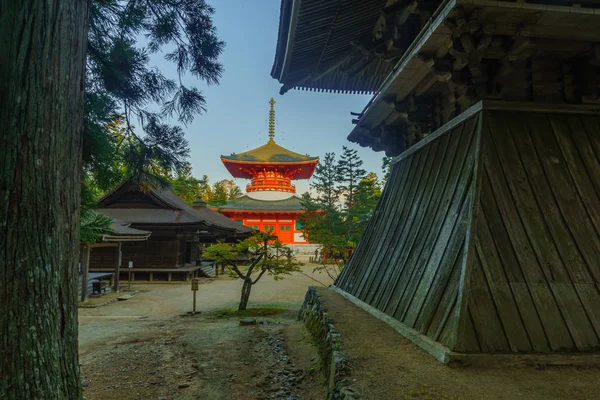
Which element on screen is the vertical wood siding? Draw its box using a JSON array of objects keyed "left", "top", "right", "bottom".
[
  {"left": 464, "top": 111, "right": 600, "bottom": 353},
  {"left": 336, "top": 106, "right": 600, "bottom": 354},
  {"left": 336, "top": 113, "right": 480, "bottom": 350}
]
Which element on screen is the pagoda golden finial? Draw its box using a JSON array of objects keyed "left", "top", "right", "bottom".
[{"left": 268, "top": 98, "right": 276, "bottom": 142}]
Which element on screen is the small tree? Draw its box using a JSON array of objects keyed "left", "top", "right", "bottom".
[{"left": 204, "top": 232, "right": 302, "bottom": 310}]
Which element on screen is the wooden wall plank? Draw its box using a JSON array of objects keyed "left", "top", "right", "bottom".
[
  {"left": 469, "top": 250, "right": 511, "bottom": 352},
  {"left": 359, "top": 142, "right": 434, "bottom": 303},
  {"left": 477, "top": 170, "right": 550, "bottom": 352},
  {"left": 561, "top": 116, "right": 600, "bottom": 234},
  {"left": 378, "top": 116, "right": 478, "bottom": 316},
  {"left": 394, "top": 173, "right": 473, "bottom": 323},
  {"left": 336, "top": 104, "right": 600, "bottom": 355},
  {"left": 354, "top": 147, "right": 427, "bottom": 299},
  {"left": 337, "top": 163, "right": 405, "bottom": 290},
  {"left": 544, "top": 115, "right": 600, "bottom": 281},
  {"left": 397, "top": 125, "right": 466, "bottom": 327},
  {"left": 474, "top": 218, "right": 533, "bottom": 352},
  {"left": 371, "top": 136, "right": 447, "bottom": 310},
  {"left": 481, "top": 112, "right": 576, "bottom": 351},
  {"left": 462, "top": 307, "right": 482, "bottom": 353},
  {"left": 339, "top": 159, "right": 407, "bottom": 293},
  {"left": 389, "top": 117, "right": 478, "bottom": 319},
  {"left": 360, "top": 142, "right": 439, "bottom": 303},
  {"left": 423, "top": 248, "right": 463, "bottom": 344}
]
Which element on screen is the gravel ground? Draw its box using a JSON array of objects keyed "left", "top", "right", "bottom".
[{"left": 78, "top": 263, "right": 332, "bottom": 399}]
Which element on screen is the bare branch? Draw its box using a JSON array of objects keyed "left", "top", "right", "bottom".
[
  {"left": 229, "top": 264, "right": 246, "bottom": 280},
  {"left": 252, "top": 268, "right": 268, "bottom": 285}
]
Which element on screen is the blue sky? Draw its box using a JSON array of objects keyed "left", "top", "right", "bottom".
[{"left": 155, "top": 1, "right": 384, "bottom": 194}]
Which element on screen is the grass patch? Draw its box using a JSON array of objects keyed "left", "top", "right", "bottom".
[{"left": 214, "top": 307, "right": 288, "bottom": 319}]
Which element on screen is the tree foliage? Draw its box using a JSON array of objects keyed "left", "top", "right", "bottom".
[
  {"left": 83, "top": 0, "right": 225, "bottom": 200},
  {"left": 310, "top": 152, "right": 340, "bottom": 211},
  {"left": 300, "top": 148, "right": 382, "bottom": 281},
  {"left": 207, "top": 179, "right": 243, "bottom": 207},
  {"left": 170, "top": 165, "right": 211, "bottom": 203},
  {"left": 81, "top": 0, "right": 226, "bottom": 238},
  {"left": 381, "top": 156, "right": 393, "bottom": 185},
  {"left": 337, "top": 146, "right": 367, "bottom": 212},
  {"left": 204, "top": 232, "right": 302, "bottom": 310}
]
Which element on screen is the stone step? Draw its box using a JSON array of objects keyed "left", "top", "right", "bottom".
[{"left": 199, "top": 265, "right": 216, "bottom": 278}]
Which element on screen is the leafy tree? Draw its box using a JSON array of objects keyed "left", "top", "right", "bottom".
[
  {"left": 170, "top": 165, "right": 211, "bottom": 204},
  {"left": 204, "top": 232, "right": 302, "bottom": 310},
  {"left": 299, "top": 193, "right": 347, "bottom": 282},
  {"left": 300, "top": 148, "right": 379, "bottom": 282},
  {"left": 352, "top": 173, "right": 382, "bottom": 242},
  {"left": 206, "top": 179, "right": 243, "bottom": 207},
  {"left": 381, "top": 156, "right": 393, "bottom": 185},
  {"left": 1, "top": 1, "right": 90, "bottom": 397}
]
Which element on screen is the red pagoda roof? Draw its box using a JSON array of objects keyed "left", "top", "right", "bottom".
[{"left": 221, "top": 98, "right": 318, "bottom": 181}]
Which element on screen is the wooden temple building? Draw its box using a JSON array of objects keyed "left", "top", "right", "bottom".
[
  {"left": 274, "top": 0, "right": 600, "bottom": 364},
  {"left": 89, "top": 180, "right": 252, "bottom": 280},
  {"left": 216, "top": 98, "right": 319, "bottom": 245}
]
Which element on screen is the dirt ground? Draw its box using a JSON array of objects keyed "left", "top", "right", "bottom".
[
  {"left": 316, "top": 288, "right": 600, "bottom": 400},
  {"left": 79, "top": 262, "right": 331, "bottom": 400},
  {"left": 80, "top": 263, "right": 600, "bottom": 400}
]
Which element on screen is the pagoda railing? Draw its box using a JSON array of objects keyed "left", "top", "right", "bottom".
[{"left": 246, "top": 178, "right": 296, "bottom": 193}]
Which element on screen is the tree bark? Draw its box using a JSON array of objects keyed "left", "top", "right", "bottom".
[
  {"left": 0, "top": 0, "right": 91, "bottom": 398},
  {"left": 238, "top": 279, "right": 253, "bottom": 311}
]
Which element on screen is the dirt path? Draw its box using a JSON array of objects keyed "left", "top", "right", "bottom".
[
  {"left": 79, "top": 264, "right": 331, "bottom": 399},
  {"left": 316, "top": 288, "right": 600, "bottom": 400}
]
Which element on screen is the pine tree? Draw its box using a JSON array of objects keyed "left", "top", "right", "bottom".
[
  {"left": 84, "top": 0, "right": 225, "bottom": 191},
  {"left": 310, "top": 152, "right": 340, "bottom": 210},
  {"left": 337, "top": 146, "right": 367, "bottom": 212}
]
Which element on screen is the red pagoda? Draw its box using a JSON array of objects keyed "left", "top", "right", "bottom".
[{"left": 217, "top": 98, "right": 319, "bottom": 244}]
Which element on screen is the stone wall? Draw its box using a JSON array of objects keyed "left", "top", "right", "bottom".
[{"left": 298, "top": 287, "right": 358, "bottom": 399}]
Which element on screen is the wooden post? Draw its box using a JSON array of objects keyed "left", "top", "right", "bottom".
[
  {"left": 191, "top": 278, "right": 199, "bottom": 315},
  {"left": 114, "top": 242, "right": 121, "bottom": 292},
  {"left": 193, "top": 291, "right": 197, "bottom": 314},
  {"left": 80, "top": 244, "right": 91, "bottom": 302},
  {"left": 149, "top": 272, "right": 153, "bottom": 282}
]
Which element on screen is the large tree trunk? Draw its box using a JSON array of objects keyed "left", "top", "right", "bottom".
[
  {"left": 0, "top": 1, "right": 90, "bottom": 398},
  {"left": 238, "top": 279, "right": 253, "bottom": 311}
]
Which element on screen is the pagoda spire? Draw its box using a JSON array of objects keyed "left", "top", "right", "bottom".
[{"left": 268, "top": 98, "right": 276, "bottom": 142}]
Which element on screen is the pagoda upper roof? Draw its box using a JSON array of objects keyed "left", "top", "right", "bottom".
[
  {"left": 221, "top": 138, "right": 318, "bottom": 164},
  {"left": 215, "top": 195, "right": 304, "bottom": 212}
]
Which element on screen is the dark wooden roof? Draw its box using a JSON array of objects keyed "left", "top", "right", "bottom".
[
  {"left": 347, "top": 0, "right": 600, "bottom": 156},
  {"left": 271, "top": 0, "right": 393, "bottom": 94},
  {"left": 98, "top": 181, "right": 253, "bottom": 236}
]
